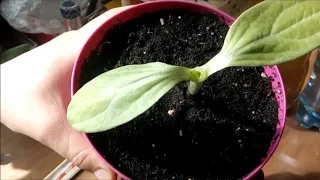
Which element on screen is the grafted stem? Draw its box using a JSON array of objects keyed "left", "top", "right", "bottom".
[{"left": 188, "top": 81, "right": 202, "bottom": 95}]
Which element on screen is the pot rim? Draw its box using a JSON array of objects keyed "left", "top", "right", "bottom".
[{"left": 70, "top": 1, "right": 287, "bottom": 179}]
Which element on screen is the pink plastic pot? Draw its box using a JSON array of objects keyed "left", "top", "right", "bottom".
[{"left": 70, "top": 0, "right": 286, "bottom": 179}]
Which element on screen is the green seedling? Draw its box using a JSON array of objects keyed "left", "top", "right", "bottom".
[{"left": 67, "top": 0, "right": 320, "bottom": 133}]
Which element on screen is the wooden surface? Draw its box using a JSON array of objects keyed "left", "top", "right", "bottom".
[
  {"left": 263, "top": 111, "right": 320, "bottom": 180},
  {"left": 0, "top": 125, "right": 64, "bottom": 179}
]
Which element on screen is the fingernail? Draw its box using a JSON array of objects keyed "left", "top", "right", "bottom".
[{"left": 94, "top": 169, "right": 111, "bottom": 180}]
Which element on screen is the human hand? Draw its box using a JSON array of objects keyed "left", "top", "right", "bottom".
[{"left": 0, "top": 6, "right": 132, "bottom": 180}]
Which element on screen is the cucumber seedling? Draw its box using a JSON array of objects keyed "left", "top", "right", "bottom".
[{"left": 67, "top": 0, "right": 320, "bottom": 133}]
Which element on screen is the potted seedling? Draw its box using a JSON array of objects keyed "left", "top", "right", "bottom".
[{"left": 67, "top": 1, "right": 320, "bottom": 179}]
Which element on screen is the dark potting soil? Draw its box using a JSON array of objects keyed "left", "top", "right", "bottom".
[{"left": 80, "top": 9, "right": 278, "bottom": 180}]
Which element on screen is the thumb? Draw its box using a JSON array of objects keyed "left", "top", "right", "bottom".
[
  {"left": 72, "top": 148, "right": 117, "bottom": 180},
  {"left": 94, "top": 169, "right": 116, "bottom": 180},
  {"left": 66, "top": 131, "right": 118, "bottom": 180}
]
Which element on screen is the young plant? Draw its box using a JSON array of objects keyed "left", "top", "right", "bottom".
[{"left": 67, "top": 0, "right": 320, "bottom": 133}]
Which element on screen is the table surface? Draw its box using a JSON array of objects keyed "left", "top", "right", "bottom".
[{"left": 1, "top": 1, "right": 320, "bottom": 180}]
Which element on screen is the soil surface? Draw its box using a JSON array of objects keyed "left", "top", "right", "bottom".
[{"left": 81, "top": 9, "right": 278, "bottom": 180}]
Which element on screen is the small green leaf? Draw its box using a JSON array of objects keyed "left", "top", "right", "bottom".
[
  {"left": 203, "top": 0, "right": 320, "bottom": 75},
  {"left": 67, "top": 62, "right": 191, "bottom": 133},
  {"left": 0, "top": 44, "right": 33, "bottom": 64}
]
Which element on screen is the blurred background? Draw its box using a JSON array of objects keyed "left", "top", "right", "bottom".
[{"left": 1, "top": 0, "right": 319, "bottom": 180}]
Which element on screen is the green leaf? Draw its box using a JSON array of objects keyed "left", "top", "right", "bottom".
[
  {"left": 67, "top": 62, "right": 191, "bottom": 133},
  {"left": 0, "top": 44, "right": 34, "bottom": 64},
  {"left": 203, "top": 0, "right": 320, "bottom": 75}
]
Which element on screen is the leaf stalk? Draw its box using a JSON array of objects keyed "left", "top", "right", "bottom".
[{"left": 187, "top": 67, "right": 208, "bottom": 95}]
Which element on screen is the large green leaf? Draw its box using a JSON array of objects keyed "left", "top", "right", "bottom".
[
  {"left": 67, "top": 62, "right": 191, "bottom": 133},
  {"left": 203, "top": 0, "right": 320, "bottom": 75}
]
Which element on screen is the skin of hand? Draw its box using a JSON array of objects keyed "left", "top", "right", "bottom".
[{"left": 0, "top": 6, "right": 133, "bottom": 180}]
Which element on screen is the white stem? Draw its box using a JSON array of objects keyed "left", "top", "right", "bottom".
[
  {"left": 202, "top": 51, "right": 229, "bottom": 76},
  {"left": 188, "top": 81, "right": 203, "bottom": 95}
]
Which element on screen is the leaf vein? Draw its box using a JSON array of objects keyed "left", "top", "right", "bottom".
[
  {"left": 270, "top": 1, "right": 298, "bottom": 34},
  {"left": 230, "top": 3, "right": 271, "bottom": 50},
  {"left": 105, "top": 77, "right": 179, "bottom": 126},
  {"left": 275, "top": 10, "right": 320, "bottom": 36}
]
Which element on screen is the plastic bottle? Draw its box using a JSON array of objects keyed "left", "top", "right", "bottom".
[{"left": 296, "top": 48, "right": 320, "bottom": 130}]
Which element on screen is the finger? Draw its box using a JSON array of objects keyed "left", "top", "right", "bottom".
[
  {"left": 78, "top": 6, "right": 134, "bottom": 39},
  {"left": 54, "top": 6, "right": 135, "bottom": 65}
]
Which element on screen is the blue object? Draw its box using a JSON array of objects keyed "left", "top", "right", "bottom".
[
  {"left": 296, "top": 49, "right": 320, "bottom": 131},
  {"left": 60, "top": 0, "right": 81, "bottom": 19}
]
